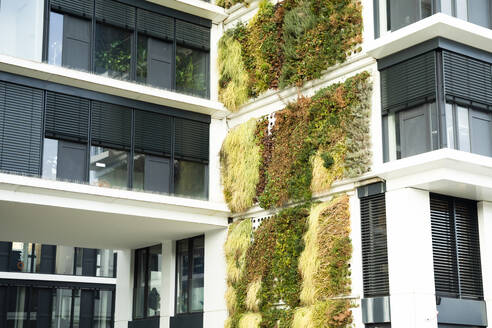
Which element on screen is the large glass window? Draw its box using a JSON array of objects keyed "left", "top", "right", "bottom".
[
  {"left": 0, "top": 0, "right": 44, "bottom": 61},
  {"left": 176, "top": 236, "right": 204, "bottom": 314},
  {"left": 133, "top": 245, "right": 162, "bottom": 319},
  {"left": 45, "top": 0, "right": 211, "bottom": 98},
  {"left": 445, "top": 104, "right": 492, "bottom": 157},
  {"left": 95, "top": 24, "right": 132, "bottom": 80},
  {"left": 9, "top": 242, "right": 42, "bottom": 273},
  {"left": 93, "top": 290, "right": 113, "bottom": 328},
  {"left": 174, "top": 160, "right": 208, "bottom": 199},
  {"left": 90, "top": 147, "right": 129, "bottom": 189},
  {"left": 388, "top": 0, "right": 433, "bottom": 31},
  {"left": 176, "top": 46, "right": 209, "bottom": 98}
]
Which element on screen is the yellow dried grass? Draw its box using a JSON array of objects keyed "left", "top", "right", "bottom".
[
  {"left": 218, "top": 34, "right": 249, "bottom": 112},
  {"left": 292, "top": 306, "right": 314, "bottom": 328},
  {"left": 238, "top": 313, "right": 262, "bottom": 328},
  {"left": 225, "top": 285, "right": 237, "bottom": 314},
  {"left": 224, "top": 219, "right": 252, "bottom": 284},
  {"left": 310, "top": 142, "right": 347, "bottom": 194},
  {"left": 220, "top": 119, "right": 261, "bottom": 213},
  {"left": 245, "top": 279, "right": 261, "bottom": 312}
]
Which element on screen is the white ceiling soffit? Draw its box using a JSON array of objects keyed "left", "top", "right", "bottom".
[{"left": 147, "top": 0, "right": 227, "bottom": 23}]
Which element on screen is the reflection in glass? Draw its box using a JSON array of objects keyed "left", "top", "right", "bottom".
[
  {"left": 136, "top": 35, "right": 148, "bottom": 84},
  {"left": 94, "top": 290, "right": 113, "bottom": 328},
  {"left": 75, "top": 248, "right": 83, "bottom": 276},
  {"left": 176, "top": 46, "right": 208, "bottom": 98},
  {"left": 134, "top": 249, "right": 147, "bottom": 319},
  {"left": 48, "top": 12, "right": 64, "bottom": 66},
  {"left": 42, "top": 138, "right": 58, "bottom": 180},
  {"left": 148, "top": 245, "right": 162, "bottom": 317},
  {"left": 456, "top": 0, "right": 468, "bottom": 20},
  {"left": 191, "top": 238, "right": 204, "bottom": 312},
  {"left": 97, "top": 249, "right": 115, "bottom": 278},
  {"left": 174, "top": 160, "right": 208, "bottom": 199},
  {"left": 0, "top": 0, "right": 44, "bottom": 61},
  {"left": 10, "top": 242, "right": 41, "bottom": 273},
  {"left": 176, "top": 240, "right": 189, "bottom": 314},
  {"left": 133, "top": 154, "right": 146, "bottom": 191},
  {"left": 446, "top": 103, "right": 455, "bottom": 149},
  {"left": 51, "top": 289, "right": 72, "bottom": 328},
  {"left": 56, "top": 246, "right": 75, "bottom": 275},
  {"left": 7, "top": 286, "right": 28, "bottom": 328},
  {"left": 457, "top": 106, "right": 471, "bottom": 152},
  {"left": 72, "top": 290, "right": 80, "bottom": 328},
  {"left": 441, "top": 0, "right": 453, "bottom": 15},
  {"left": 90, "top": 147, "right": 129, "bottom": 189},
  {"left": 95, "top": 24, "right": 132, "bottom": 80}
]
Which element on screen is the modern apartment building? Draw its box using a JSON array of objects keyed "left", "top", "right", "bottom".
[{"left": 0, "top": 0, "right": 491, "bottom": 328}]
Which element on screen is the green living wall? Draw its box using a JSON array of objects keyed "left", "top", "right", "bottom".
[
  {"left": 221, "top": 72, "right": 371, "bottom": 327},
  {"left": 217, "top": 0, "right": 362, "bottom": 111},
  {"left": 220, "top": 72, "right": 372, "bottom": 213},
  {"left": 224, "top": 196, "right": 353, "bottom": 328}
]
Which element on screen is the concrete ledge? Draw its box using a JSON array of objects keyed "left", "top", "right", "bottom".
[
  {"left": 148, "top": 0, "right": 227, "bottom": 23},
  {"left": 0, "top": 54, "right": 229, "bottom": 119},
  {"left": 367, "top": 13, "right": 492, "bottom": 60}
]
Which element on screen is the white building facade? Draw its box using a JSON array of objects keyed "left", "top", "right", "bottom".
[{"left": 0, "top": 0, "right": 491, "bottom": 328}]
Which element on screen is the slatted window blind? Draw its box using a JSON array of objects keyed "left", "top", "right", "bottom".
[
  {"left": 430, "top": 194, "right": 483, "bottom": 299},
  {"left": 137, "top": 9, "right": 174, "bottom": 41},
  {"left": 51, "top": 0, "right": 94, "bottom": 17},
  {"left": 95, "top": 0, "right": 136, "bottom": 29},
  {"left": 45, "top": 92, "right": 90, "bottom": 142},
  {"left": 175, "top": 20, "right": 211, "bottom": 50},
  {"left": 381, "top": 51, "right": 436, "bottom": 112},
  {"left": 91, "top": 101, "right": 132, "bottom": 150},
  {"left": 134, "top": 110, "right": 172, "bottom": 157},
  {"left": 443, "top": 51, "right": 492, "bottom": 107},
  {"left": 360, "top": 193, "right": 390, "bottom": 297},
  {"left": 174, "top": 118, "right": 209, "bottom": 162},
  {"left": 0, "top": 82, "right": 44, "bottom": 176}
]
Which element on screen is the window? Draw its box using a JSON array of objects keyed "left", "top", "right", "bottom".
[
  {"left": 46, "top": 0, "right": 211, "bottom": 98},
  {"left": 0, "top": 0, "right": 44, "bottom": 61},
  {"left": 360, "top": 190, "right": 390, "bottom": 298},
  {"left": 430, "top": 194, "right": 483, "bottom": 299},
  {"left": 375, "top": 0, "right": 492, "bottom": 38},
  {"left": 133, "top": 245, "right": 162, "bottom": 319},
  {"left": 9, "top": 242, "right": 42, "bottom": 273},
  {"left": 0, "top": 74, "right": 210, "bottom": 198},
  {"left": 176, "top": 236, "right": 204, "bottom": 314},
  {"left": 445, "top": 104, "right": 492, "bottom": 157}
]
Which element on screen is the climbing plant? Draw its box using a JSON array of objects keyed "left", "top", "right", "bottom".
[
  {"left": 219, "top": 72, "right": 371, "bottom": 211},
  {"left": 217, "top": 0, "right": 362, "bottom": 111}
]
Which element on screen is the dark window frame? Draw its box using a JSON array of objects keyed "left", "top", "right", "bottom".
[
  {"left": 175, "top": 235, "right": 205, "bottom": 315},
  {"left": 133, "top": 244, "right": 162, "bottom": 320},
  {"left": 43, "top": 0, "right": 211, "bottom": 98},
  {"left": 430, "top": 193, "right": 484, "bottom": 300}
]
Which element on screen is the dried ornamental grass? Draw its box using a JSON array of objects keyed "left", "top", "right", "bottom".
[
  {"left": 220, "top": 118, "right": 261, "bottom": 212},
  {"left": 226, "top": 285, "right": 238, "bottom": 314},
  {"left": 292, "top": 306, "right": 314, "bottom": 328},
  {"left": 238, "top": 313, "right": 262, "bottom": 328},
  {"left": 245, "top": 279, "right": 261, "bottom": 312},
  {"left": 225, "top": 219, "right": 253, "bottom": 284},
  {"left": 218, "top": 33, "right": 249, "bottom": 112}
]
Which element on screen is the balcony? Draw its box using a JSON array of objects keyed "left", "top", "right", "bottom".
[{"left": 0, "top": 0, "right": 223, "bottom": 102}]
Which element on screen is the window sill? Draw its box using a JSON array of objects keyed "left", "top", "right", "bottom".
[
  {"left": 147, "top": 0, "right": 227, "bottom": 24},
  {"left": 0, "top": 271, "right": 116, "bottom": 285},
  {"left": 367, "top": 13, "right": 492, "bottom": 60},
  {"left": 0, "top": 54, "right": 228, "bottom": 119},
  {"left": 374, "top": 148, "right": 492, "bottom": 202}
]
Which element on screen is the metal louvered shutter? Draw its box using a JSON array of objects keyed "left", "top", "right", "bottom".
[
  {"left": 0, "top": 82, "right": 43, "bottom": 176},
  {"left": 51, "top": 0, "right": 94, "bottom": 17},
  {"left": 430, "top": 194, "right": 483, "bottom": 300},
  {"left": 137, "top": 9, "right": 174, "bottom": 41},
  {"left": 45, "top": 92, "right": 89, "bottom": 142},
  {"left": 174, "top": 118, "right": 209, "bottom": 161},
  {"left": 443, "top": 51, "right": 492, "bottom": 107},
  {"left": 360, "top": 193, "right": 390, "bottom": 297},
  {"left": 95, "top": 0, "right": 136, "bottom": 29},
  {"left": 175, "top": 20, "right": 210, "bottom": 50},
  {"left": 134, "top": 110, "right": 172, "bottom": 156},
  {"left": 91, "top": 101, "right": 132, "bottom": 149},
  {"left": 381, "top": 51, "right": 436, "bottom": 112}
]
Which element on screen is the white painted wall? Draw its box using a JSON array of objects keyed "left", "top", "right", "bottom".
[
  {"left": 203, "top": 228, "right": 228, "bottom": 328},
  {"left": 209, "top": 118, "right": 228, "bottom": 204},
  {"left": 115, "top": 249, "right": 133, "bottom": 328},
  {"left": 385, "top": 188, "right": 437, "bottom": 328},
  {"left": 478, "top": 201, "right": 492, "bottom": 324}
]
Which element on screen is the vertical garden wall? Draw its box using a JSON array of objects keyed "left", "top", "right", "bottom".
[
  {"left": 221, "top": 72, "right": 372, "bottom": 327},
  {"left": 217, "top": 0, "right": 363, "bottom": 111}
]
